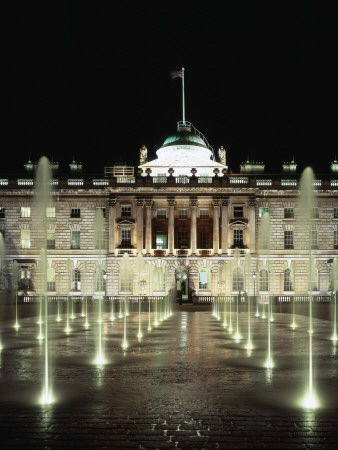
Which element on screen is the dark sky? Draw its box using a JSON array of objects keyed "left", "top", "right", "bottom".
[{"left": 1, "top": 2, "right": 337, "bottom": 175}]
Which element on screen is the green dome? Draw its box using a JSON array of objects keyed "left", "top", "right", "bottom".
[{"left": 162, "top": 130, "right": 207, "bottom": 148}]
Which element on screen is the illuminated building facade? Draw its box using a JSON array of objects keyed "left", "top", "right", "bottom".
[{"left": 1, "top": 121, "right": 338, "bottom": 301}]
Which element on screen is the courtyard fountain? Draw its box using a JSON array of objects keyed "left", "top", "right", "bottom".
[
  {"left": 0, "top": 233, "right": 6, "bottom": 350},
  {"left": 120, "top": 253, "right": 130, "bottom": 349},
  {"left": 13, "top": 261, "right": 19, "bottom": 330},
  {"left": 332, "top": 259, "right": 338, "bottom": 341}
]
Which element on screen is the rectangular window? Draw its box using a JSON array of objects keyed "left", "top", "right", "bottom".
[
  {"left": 71, "top": 208, "right": 80, "bottom": 218},
  {"left": 121, "top": 205, "right": 131, "bottom": 217},
  {"left": 334, "top": 208, "right": 338, "bottom": 219},
  {"left": 233, "top": 206, "right": 244, "bottom": 218},
  {"left": 46, "top": 230, "right": 55, "bottom": 249},
  {"left": 21, "top": 207, "right": 31, "bottom": 218},
  {"left": 121, "top": 229, "right": 131, "bottom": 247},
  {"left": 178, "top": 231, "right": 189, "bottom": 249},
  {"left": 233, "top": 229, "right": 243, "bottom": 248},
  {"left": 284, "top": 230, "right": 294, "bottom": 249},
  {"left": 0, "top": 207, "right": 5, "bottom": 218},
  {"left": 21, "top": 230, "right": 30, "bottom": 249},
  {"left": 259, "top": 207, "right": 269, "bottom": 218},
  {"left": 71, "top": 230, "right": 80, "bottom": 249},
  {"left": 284, "top": 207, "right": 294, "bottom": 219},
  {"left": 199, "top": 232, "right": 210, "bottom": 249},
  {"left": 46, "top": 207, "right": 55, "bottom": 218},
  {"left": 200, "top": 209, "right": 209, "bottom": 219},
  {"left": 178, "top": 209, "right": 188, "bottom": 219},
  {"left": 47, "top": 281, "right": 56, "bottom": 291},
  {"left": 96, "top": 230, "right": 106, "bottom": 249},
  {"left": 96, "top": 207, "right": 106, "bottom": 218},
  {"left": 156, "top": 209, "right": 167, "bottom": 219},
  {"left": 156, "top": 232, "right": 167, "bottom": 249},
  {"left": 335, "top": 230, "right": 338, "bottom": 249},
  {"left": 311, "top": 230, "right": 318, "bottom": 249},
  {"left": 311, "top": 207, "right": 319, "bottom": 219}
]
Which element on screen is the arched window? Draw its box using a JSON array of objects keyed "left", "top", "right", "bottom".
[
  {"left": 284, "top": 269, "right": 293, "bottom": 292},
  {"left": 199, "top": 268, "right": 210, "bottom": 290},
  {"left": 232, "top": 267, "right": 244, "bottom": 292},
  {"left": 259, "top": 269, "right": 269, "bottom": 292},
  {"left": 72, "top": 268, "right": 81, "bottom": 291}
]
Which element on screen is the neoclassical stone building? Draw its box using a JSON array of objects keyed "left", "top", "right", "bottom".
[{"left": 0, "top": 121, "right": 338, "bottom": 300}]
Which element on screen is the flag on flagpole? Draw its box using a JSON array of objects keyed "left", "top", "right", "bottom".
[{"left": 170, "top": 70, "right": 183, "bottom": 79}]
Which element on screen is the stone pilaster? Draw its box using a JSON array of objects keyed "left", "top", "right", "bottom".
[
  {"left": 144, "top": 199, "right": 153, "bottom": 255},
  {"left": 108, "top": 197, "right": 117, "bottom": 253},
  {"left": 167, "top": 197, "right": 175, "bottom": 255},
  {"left": 248, "top": 197, "right": 256, "bottom": 254},
  {"left": 221, "top": 198, "right": 229, "bottom": 254},
  {"left": 190, "top": 197, "right": 197, "bottom": 255},
  {"left": 213, "top": 199, "right": 220, "bottom": 255},
  {"left": 135, "top": 199, "right": 144, "bottom": 254}
]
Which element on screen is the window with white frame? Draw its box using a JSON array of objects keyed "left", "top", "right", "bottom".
[
  {"left": 121, "top": 229, "right": 131, "bottom": 247},
  {"left": 72, "top": 268, "right": 81, "bottom": 291},
  {"left": 199, "top": 232, "right": 210, "bottom": 249},
  {"left": 71, "top": 208, "right": 80, "bottom": 218},
  {"left": 334, "top": 207, "right": 338, "bottom": 219},
  {"left": 233, "top": 229, "right": 243, "bottom": 248},
  {"left": 46, "top": 207, "right": 55, "bottom": 218},
  {"left": 259, "top": 269, "right": 269, "bottom": 291},
  {"left": 200, "top": 209, "right": 209, "bottom": 219},
  {"left": 335, "top": 230, "right": 338, "bottom": 249},
  {"left": 71, "top": 230, "right": 80, "bottom": 249},
  {"left": 178, "top": 209, "right": 188, "bottom": 219},
  {"left": 0, "top": 207, "right": 5, "bottom": 218},
  {"left": 156, "top": 209, "right": 167, "bottom": 219},
  {"left": 284, "top": 269, "right": 293, "bottom": 291},
  {"left": 121, "top": 205, "right": 131, "bottom": 217},
  {"left": 178, "top": 231, "right": 189, "bottom": 249},
  {"left": 199, "top": 268, "right": 210, "bottom": 290},
  {"left": 284, "top": 230, "right": 294, "bottom": 249},
  {"left": 20, "top": 230, "right": 30, "bottom": 249},
  {"left": 233, "top": 206, "right": 244, "bottom": 218},
  {"left": 232, "top": 267, "right": 244, "bottom": 292},
  {"left": 284, "top": 207, "right": 294, "bottom": 219},
  {"left": 311, "top": 230, "right": 318, "bottom": 249},
  {"left": 156, "top": 232, "right": 167, "bottom": 249},
  {"left": 311, "top": 207, "right": 319, "bottom": 219},
  {"left": 47, "top": 230, "right": 55, "bottom": 249},
  {"left": 21, "top": 207, "right": 31, "bottom": 218}
]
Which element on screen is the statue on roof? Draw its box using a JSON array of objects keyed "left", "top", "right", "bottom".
[
  {"left": 140, "top": 145, "right": 148, "bottom": 165},
  {"left": 218, "top": 146, "right": 226, "bottom": 166}
]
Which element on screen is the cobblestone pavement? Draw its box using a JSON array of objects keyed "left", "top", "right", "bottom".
[{"left": 1, "top": 302, "right": 338, "bottom": 449}]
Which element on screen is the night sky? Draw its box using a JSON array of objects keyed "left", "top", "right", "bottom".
[{"left": 1, "top": 2, "right": 337, "bottom": 175}]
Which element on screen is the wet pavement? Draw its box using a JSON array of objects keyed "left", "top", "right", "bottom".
[{"left": 1, "top": 302, "right": 338, "bottom": 449}]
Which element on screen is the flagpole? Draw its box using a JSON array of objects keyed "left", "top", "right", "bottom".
[{"left": 182, "top": 67, "right": 185, "bottom": 125}]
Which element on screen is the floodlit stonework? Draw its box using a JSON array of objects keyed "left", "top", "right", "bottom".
[{"left": 0, "top": 123, "right": 337, "bottom": 300}]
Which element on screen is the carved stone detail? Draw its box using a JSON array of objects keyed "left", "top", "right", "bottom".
[
  {"left": 109, "top": 198, "right": 117, "bottom": 207},
  {"left": 135, "top": 198, "right": 144, "bottom": 207},
  {"left": 167, "top": 197, "right": 175, "bottom": 207}
]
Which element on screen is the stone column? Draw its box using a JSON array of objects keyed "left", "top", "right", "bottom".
[
  {"left": 135, "top": 199, "right": 144, "bottom": 254},
  {"left": 108, "top": 197, "right": 117, "bottom": 254},
  {"left": 190, "top": 197, "right": 197, "bottom": 255},
  {"left": 145, "top": 199, "right": 153, "bottom": 255},
  {"left": 167, "top": 197, "right": 175, "bottom": 255},
  {"left": 213, "top": 199, "right": 220, "bottom": 255},
  {"left": 221, "top": 198, "right": 229, "bottom": 255},
  {"left": 248, "top": 197, "right": 256, "bottom": 254}
]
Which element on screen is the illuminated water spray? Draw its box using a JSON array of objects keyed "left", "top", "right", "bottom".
[
  {"left": 244, "top": 254, "right": 253, "bottom": 350},
  {"left": 34, "top": 157, "right": 53, "bottom": 404},
  {"left": 65, "top": 259, "right": 72, "bottom": 334},
  {"left": 120, "top": 253, "right": 131, "bottom": 349},
  {"left": 265, "top": 295, "right": 273, "bottom": 368},
  {"left": 331, "top": 259, "right": 338, "bottom": 341},
  {"left": 94, "top": 209, "right": 106, "bottom": 365},
  {"left": 0, "top": 233, "right": 6, "bottom": 350},
  {"left": 300, "top": 167, "right": 318, "bottom": 409},
  {"left": 13, "top": 261, "right": 20, "bottom": 330},
  {"left": 137, "top": 252, "right": 146, "bottom": 339},
  {"left": 291, "top": 297, "right": 297, "bottom": 329},
  {"left": 82, "top": 262, "right": 89, "bottom": 328}
]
